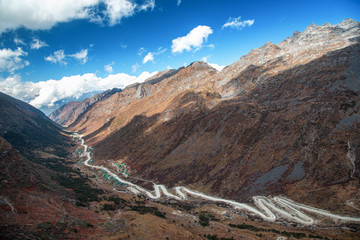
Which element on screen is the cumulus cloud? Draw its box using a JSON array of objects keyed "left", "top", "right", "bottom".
[
  {"left": 30, "top": 38, "right": 48, "bottom": 49},
  {"left": 171, "top": 25, "right": 213, "bottom": 54},
  {"left": 0, "top": 71, "right": 158, "bottom": 109},
  {"left": 70, "top": 49, "right": 88, "bottom": 64},
  {"left": 104, "top": 0, "right": 136, "bottom": 26},
  {"left": 45, "top": 50, "right": 66, "bottom": 64},
  {"left": 0, "top": 47, "right": 29, "bottom": 72},
  {"left": 177, "top": 0, "right": 181, "bottom": 6},
  {"left": 104, "top": 62, "right": 114, "bottom": 73},
  {"left": 222, "top": 16, "right": 254, "bottom": 30},
  {"left": 142, "top": 52, "right": 154, "bottom": 64},
  {"left": 0, "top": 0, "right": 156, "bottom": 34}
]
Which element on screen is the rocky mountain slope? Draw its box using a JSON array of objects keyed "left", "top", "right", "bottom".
[
  {"left": 52, "top": 19, "right": 360, "bottom": 215},
  {"left": 49, "top": 88, "right": 122, "bottom": 127},
  {"left": 0, "top": 92, "right": 69, "bottom": 155},
  {"left": 0, "top": 92, "right": 106, "bottom": 239}
]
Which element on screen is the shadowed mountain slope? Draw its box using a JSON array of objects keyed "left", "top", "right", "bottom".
[{"left": 0, "top": 92, "right": 69, "bottom": 155}]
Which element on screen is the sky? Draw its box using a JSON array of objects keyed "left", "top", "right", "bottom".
[{"left": 0, "top": 0, "right": 359, "bottom": 114}]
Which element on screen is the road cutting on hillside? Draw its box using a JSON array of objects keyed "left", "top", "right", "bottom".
[{"left": 75, "top": 134, "right": 360, "bottom": 226}]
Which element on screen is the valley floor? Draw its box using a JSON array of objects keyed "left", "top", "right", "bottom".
[{"left": 65, "top": 133, "right": 360, "bottom": 239}]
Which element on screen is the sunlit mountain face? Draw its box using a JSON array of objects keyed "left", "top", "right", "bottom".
[{"left": 1, "top": 0, "right": 360, "bottom": 239}]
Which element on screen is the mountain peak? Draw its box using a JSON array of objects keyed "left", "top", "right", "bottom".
[
  {"left": 338, "top": 18, "right": 358, "bottom": 29},
  {"left": 187, "top": 61, "right": 216, "bottom": 71}
]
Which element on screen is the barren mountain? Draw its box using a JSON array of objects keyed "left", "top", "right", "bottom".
[
  {"left": 49, "top": 88, "right": 122, "bottom": 127},
  {"left": 53, "top": 19, "right": 360, "bottom": 216}
]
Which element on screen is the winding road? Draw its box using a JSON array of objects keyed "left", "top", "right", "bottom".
[{"left": 76, "top": 134, "right": 360, "bottom": 225}]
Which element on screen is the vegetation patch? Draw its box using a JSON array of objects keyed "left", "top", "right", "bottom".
[
  {"left": 54, "top": 173, "right": 103, "bottom": 206},
  {"left": 204, "top": 235, "right": 235, "bottom": 240},
  {"left": 199, "top": 214, "right": 209, "bottom": 227},
  {"left": 228, "top": 223, "right": 324, "bottom": 239},
  {"left": 130, "top": 205, "right": 166, "bottom": 219}
]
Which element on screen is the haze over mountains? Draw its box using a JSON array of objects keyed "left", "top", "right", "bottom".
[{"left": 1, "top": 18, "right": 360, "bottom": 239}]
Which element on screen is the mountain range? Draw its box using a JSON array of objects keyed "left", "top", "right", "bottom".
[
  {"left": 51, "top": 18, "right": 360, "bottom": 212},
  {"left": 1, "top": 18, "right": 359, "bottom": 239}
]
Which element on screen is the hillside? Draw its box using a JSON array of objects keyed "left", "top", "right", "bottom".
[
  {"left": 0, "top": 92, "right": 106, "bottom": 239},
  {"left": 0, "top": 92, "right": 71, "bottom": 157},
  {"left": 49, "top": 88, "right": 122, "bottom": 127}
]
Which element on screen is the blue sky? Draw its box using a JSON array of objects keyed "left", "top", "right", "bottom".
[{"left": 0, "top": 0, "right": 359, "bottom": 114}]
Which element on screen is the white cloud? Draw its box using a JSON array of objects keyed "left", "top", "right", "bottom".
[
  {"left": 201, "top": 56, "right": 210, "bottom": 62},
  {"left": 45, "top": 50, "right": 66, "bottom": 64},
  {"left": 131, "top": 63, "right": 139, "bottom": 73},
  {"left": 138, "top": 47, "right": 146, "bottom": 56},
  {"left": 120, "top": 42, "right": 127, "bottom": 48},
  {"left": 30, "top": 38, "right": 48, "bottom": 49},
  {"left": 142, "top": 47, "right": 167, "bottom": 64},
  {"left": 143, "top": 52, "right": 154, "bottom": 64},
  {"left": 104, "top": 62, "right": 114, "bottom": 73},
  {"left": 171, "top": 25, "right": 213, "bottom": 54},
  {"left": 222, "top": 16, "right": 254, "bottom": 30},
  {"left": 201, "top": 55, "right": 225, "bottom": 71},
  {"left": 45, "top": 48, "right": 89, "bottom": 64},
  {"left": 14, "top": 37, "right": 25, "bottom": 45},
  {"left": 139, "top": 0, "right": 155, "bottom": 11},
  {"left": 0, "top": 47, "right": 29, "bottom": 72},
  {"left": 70, "top": 49, "right": 88, "bottom": 64},
  {"left": 0, "top": 71, "right": 158, "bottom": 109},
  {"left": 156, "top": 47, "right": 167, "bottom": 55},
  {"left": 0, "top": 0, "right": 156, "bottom": 34},
  {"left": 177, "top": 0, "right": 181, "bottom": 6},
  {"left": 208, "top": 63, "right": 225, "bottom": 71},
  {"left": 104, "top": 0, "right": 136, "bottom": 26}
]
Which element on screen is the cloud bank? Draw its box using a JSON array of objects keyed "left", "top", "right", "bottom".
[
  {"left": 172, "top": 25, "right": 213, "bottom": 54},
  {"left": 0, "top": 71, "right": 157, "bottom": 109},
  {"left": 0, "top": 0, "right": 155, "bottom": 34}
]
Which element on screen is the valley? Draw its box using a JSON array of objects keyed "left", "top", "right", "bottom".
[
  {"left": 1, "top": 17, "right": 360, "bottom": 239},
  {"left": 76, "top": 133, "right": 360, "bottom": 226}
]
